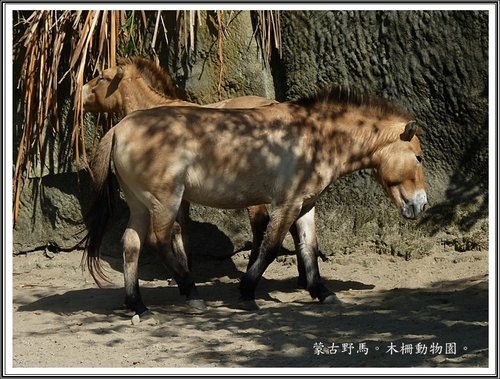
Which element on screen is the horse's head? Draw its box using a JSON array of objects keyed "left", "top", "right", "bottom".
[
  {"left": 82, "top": 64, "right": 125, "bottom": 113},
  {"left": 374, "top": 121, "right": 428, "bottom": 219},
  {"left": 82, "top": 57, "right": 178, "bottom": 115}
]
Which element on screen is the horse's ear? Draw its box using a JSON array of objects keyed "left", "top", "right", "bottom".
[
  {"left": 116, "top": 66, "right": 124, "bottom": 80},
  {"left": 400, "top": 120, "right": 418, "bottom": 141}
]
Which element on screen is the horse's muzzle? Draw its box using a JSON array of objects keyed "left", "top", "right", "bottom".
[
  {"left": 82, "top": 84, "right": 91, "bottom": 111},
  {"left": 401, "top": 190, "right": 428, "bottom": 219}
]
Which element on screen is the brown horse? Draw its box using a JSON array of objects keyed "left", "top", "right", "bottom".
[
  {"left": 84, "top": 86, "right": 428, "bottom": 315},
  {"left": 82, "top": 56, "right": 276, "bottom": 115},
  {"left": 82, "top": 56, "right": 319, "bottom": 292}
]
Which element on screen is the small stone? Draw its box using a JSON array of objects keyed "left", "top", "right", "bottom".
[
  {"left": 131, "top": 314, "right": 140, "bottom": 325},
  {"left": 44, "top": 247, "right": 55, "bottom": 259}
]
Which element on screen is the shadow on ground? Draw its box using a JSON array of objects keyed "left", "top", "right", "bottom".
[{"left": 17, "top": 252, "right": 488, "bottom": 368}]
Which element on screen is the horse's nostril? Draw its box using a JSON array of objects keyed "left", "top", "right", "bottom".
[{"left": 412, "top": 204, "right": 418, "bottom": 218}]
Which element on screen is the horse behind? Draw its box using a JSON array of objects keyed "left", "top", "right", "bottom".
[
  {"left": 82, "top": 56, "right": 277, "bottom": 115},
  {"left": 84, "top": 86, "right": 428, "bottom": 315}
]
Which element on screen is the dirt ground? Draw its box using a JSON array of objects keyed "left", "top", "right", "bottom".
[{"left": 10, "top": 237, "right": 489, "bottom": 373}]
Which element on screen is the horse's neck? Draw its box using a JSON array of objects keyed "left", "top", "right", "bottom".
[
  {"left": 315, "top": 110, "right": 403, "bottom": 180},
  {"left": 121, "top": 79, "right": 180, "bottom": 115}
]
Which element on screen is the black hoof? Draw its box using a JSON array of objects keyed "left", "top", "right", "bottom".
[
  {"left": 320, "top": 293, "right": 342, "bottom": 305},
  {"left": 186, "top": 298, "right": 207, "bottom": 310},
  {"left": 238, "top": 299, "right": 260, "bottom": 311}
]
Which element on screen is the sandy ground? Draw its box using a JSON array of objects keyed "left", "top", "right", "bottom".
[{"left": 10, "top": 242, "right": 489, "bottom": 373}]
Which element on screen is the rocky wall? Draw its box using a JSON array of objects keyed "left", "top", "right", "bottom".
[{"left": 13, "top": 10, "right": 489, "bottom": 260}]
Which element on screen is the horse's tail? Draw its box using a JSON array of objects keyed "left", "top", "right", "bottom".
[{"left": 82, "top": 128, "right": 116, "bottom": 287}]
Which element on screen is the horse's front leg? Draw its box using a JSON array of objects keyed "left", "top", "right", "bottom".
[
  {"left": 239, "top": 203, "right": 302, "bottom": 310},
  {"left": 289, "top": 207, "right": 327, "bottom": 289},
  {"left": 248, "top": 205, "right": 325, "bottom": 291},
  {"left": 289, "top": 220, "right": 309, "bottom": 290},
  {"left": 292, "top": 206, "right": 340, "bottom": 304}
]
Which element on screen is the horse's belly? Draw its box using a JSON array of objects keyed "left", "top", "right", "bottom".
[
  {"left": 183, "top": 190, "right": 270, "bottom": 209},
  {"left": 183, "top": 167, "right": 273, "bottom": 208},
  {"left": 183, "top": 185, "right": 271, "bottom": 209}
]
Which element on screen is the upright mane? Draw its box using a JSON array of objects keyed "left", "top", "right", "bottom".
[
  {"left": 117, "top": 56, "right": 178, "bottom": 98},
  {"left": 295, "top": 86, "right": 413, "bottom": 120}
]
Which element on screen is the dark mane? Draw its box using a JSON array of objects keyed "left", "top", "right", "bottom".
[
  {"left": 118, "top": 56, "right": 178, "bottom": 98},
  {"left": 294, "top": 86, "right": 413, "bottom": 119}
]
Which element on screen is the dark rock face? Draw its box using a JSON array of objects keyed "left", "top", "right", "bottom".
[
  {"left": 14, "top": 172, "right": 90, "bottom": 253},
  {"left": 13, "top": 10, "right": 488, "bottom": 260},
  {"left": 281, "top": 10, "right": 487, "bottom": 189},
  {"left": 168, "top": 11, "right": 276, "bottom": 104}
]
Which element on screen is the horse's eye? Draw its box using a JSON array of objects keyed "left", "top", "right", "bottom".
[{"left": 416, "top": 155, "right": 423, "bottom": 164}]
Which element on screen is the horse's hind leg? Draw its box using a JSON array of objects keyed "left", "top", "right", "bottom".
[
  {"left": 157, "top": 201, "right": 190, "bottom": 287},
  {"left": 293, "top": 207, "right": 340, "bottom": 304},
  {"left": 122, "top": 203, "right": 150, "bottom": 316},
  {"left": 151, "top": 195, "right": 205, "bottom": 310}
]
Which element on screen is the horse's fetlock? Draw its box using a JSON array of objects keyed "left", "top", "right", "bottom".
[
  {"left": 238, "top": 275, "right": 256, "bottom": 300},
  {"left": 297, "top": 275, "right": 308, "bottom": 289},
  {"left": 308, "top": 282, "right": 330, "bottom": 301},
  {"left": 176, "top": 276, "right": 197, "bottom": 298},
  {"left": 125, "top": 295, "right": 148, "bottom": 315}
]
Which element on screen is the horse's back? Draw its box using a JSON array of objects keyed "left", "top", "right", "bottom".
[{"left": 209, "top": 96, "right": 278, "bottom": 109}]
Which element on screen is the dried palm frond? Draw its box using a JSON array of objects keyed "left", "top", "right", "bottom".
[
  {"left": 255, "top": 10, "right": 282, "bottom": 62},
  {"left": 13, "top": 10, "right": 281, "bottom": 225},
  {"left": 175, "top": 10, "right": 200, "bottom": 54},
  {"left": 13, "top": 10, "right": 127, "bottom": 224},
  {"left": 14, "top": 10, "right": 73, "bottom": 223}
]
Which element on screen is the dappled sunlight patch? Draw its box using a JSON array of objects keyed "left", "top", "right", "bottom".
[{"left": 13, "top": 244, "right": 488, "bottom": 367}]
